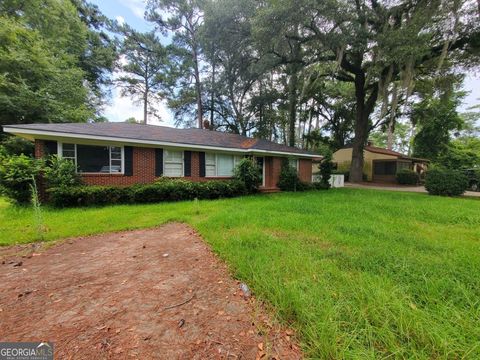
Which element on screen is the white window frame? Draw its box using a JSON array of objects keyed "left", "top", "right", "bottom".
[
  {"left": 58, "top": 142, "right": 125, "bottom": 174},
  {"left": 204, "top": 153, "right": 242, "bottom": 177},
  {"left": 163, "top": 149, "right": 184, "bottom": 177}
]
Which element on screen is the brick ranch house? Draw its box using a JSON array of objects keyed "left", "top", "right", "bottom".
[{"left": 3, "top": 123, "right": 320, "bottom": 191}]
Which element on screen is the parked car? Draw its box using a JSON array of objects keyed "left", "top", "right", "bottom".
[{"left": 464, "top": 169, "right": 480, "bottom": 191}]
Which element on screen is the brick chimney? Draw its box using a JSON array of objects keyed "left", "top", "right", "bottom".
[{"left": 203, "top": 119, "right": 212, "bottom": 130}]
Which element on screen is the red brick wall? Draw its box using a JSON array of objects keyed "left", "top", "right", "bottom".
[
  {"left": 34, "top": 141, "right": 313, "bottom": 187},
  {"left": 263, "top": 156, "right": 312, "bottom": 189},
  {"left": 35, "top": 139, "right": 46, "bottom": 158}
]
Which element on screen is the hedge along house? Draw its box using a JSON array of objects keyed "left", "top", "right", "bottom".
[
  {"left": 332, "top": 142, "right": 429, "bottom": 183},
  {"left": 3, "top": 123, "right": 319, "bottom": 191}
]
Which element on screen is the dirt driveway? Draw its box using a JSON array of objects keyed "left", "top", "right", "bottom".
[{"left": 0, "top": 224, "right": 300, "bottom": 359}]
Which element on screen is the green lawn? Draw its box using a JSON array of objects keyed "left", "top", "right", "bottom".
[{"left": 1, "top": 189, "right": 480, "bottom": 358}]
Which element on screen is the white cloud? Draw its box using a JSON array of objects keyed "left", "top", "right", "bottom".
[
  {"left": 116, "top": 16, "right": 125, "bottom": 25},
  {"left": 119, "top": 0, "right": 146, "bottom": 19}
]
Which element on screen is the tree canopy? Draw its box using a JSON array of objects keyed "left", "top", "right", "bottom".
[
  {"left": 0, "top": 0, "right": 117, "bottom": 126},
  {"left": 1, "top": 0, "right": 479, "bottom": 176}
]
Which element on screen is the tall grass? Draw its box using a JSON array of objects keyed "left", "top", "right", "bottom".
[
  {"left": 0, "top": 189, "right": 479, "bottom": 358},
  {"left": 29, "top": 176, "right": 45, "bottom": 241}
]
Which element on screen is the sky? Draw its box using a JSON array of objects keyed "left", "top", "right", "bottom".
[
  {"left": 90, "top": 0, "right": 175, "bottom": 126},
  {"left": 91, "top": 0, "right": 480, "bottom": 128}
]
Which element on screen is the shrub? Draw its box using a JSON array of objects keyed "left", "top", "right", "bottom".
[
  {"left": 0, "top": 136, "right": 34, "bottom": 157},
  {"left": 43, "top": 155, "right": 81, "bottom": 189},
  {"left": 297, "top": 181, "right": 330, "bottom": 191},
  {"left": 319, "top": 155, "right": 333, "bottom": 188},
  {"left": 48, "top": 179, "right": 248, "bottom": 207},
  {"left": 234, "top": 157, "right": 262, "bottom": 193},
  {"left": 425, "top": 168, "right": 468, "bottom": 196},
  {"left": 0, "top": 154, "right": 41, "bottom": 204},
  {"left": 396, "top": 169, "right": 420, "bottom": 185},
  {"left": 48, "top": 186, "right": 133, "bottom": 207},
  {"left": 277, "top": 158, "right": 301, "bottom": 191}
]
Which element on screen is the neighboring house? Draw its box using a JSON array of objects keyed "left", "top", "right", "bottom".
[
  {"left": 332, "top": 143, "right": 429, "bottom": 183},
  {"left": 3, "top": 123, "right": 319, "bottom": 191}
]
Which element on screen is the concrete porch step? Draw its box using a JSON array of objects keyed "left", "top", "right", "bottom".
[{"left": 260, "top": 187, "right": 281, "bottom": 193}]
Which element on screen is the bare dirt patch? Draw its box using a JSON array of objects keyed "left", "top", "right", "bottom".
[{"left": 0, "top": 223, "right": 301, "bottom": 359}]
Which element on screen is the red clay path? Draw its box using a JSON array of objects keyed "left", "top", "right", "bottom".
[{"left": 0, "top": 224, "right": 301, "bottom": 359}]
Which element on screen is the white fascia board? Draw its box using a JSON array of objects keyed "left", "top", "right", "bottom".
[{"left": 3, "top": 126, "right": 321, "bottom": 159}]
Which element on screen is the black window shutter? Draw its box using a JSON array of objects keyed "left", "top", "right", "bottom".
[
  {"left": 184, "top": 151, "right": 192, "bottom": 177},
  {"left": 44, "top": 141, "right": 57, "bottom": 156},
  {"left": 155, "top": 148, "right": 163, "bottom": 176},
  {"left": 199, "top": 152, "right": 206, "bottom": 177},
  {"left": 124, "top": 146, "right": 133, "bottom": 176}
]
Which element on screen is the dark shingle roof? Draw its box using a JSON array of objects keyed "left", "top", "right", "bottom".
[{"left": 3, "top": 123, "right": 319, "bottom": 157}]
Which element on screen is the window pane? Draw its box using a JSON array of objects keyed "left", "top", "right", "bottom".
[
  {"left": 165, "top": 150, "right": 182, "bottom": 162},
  {"left": 77, "top": 145, "right": 110, "bottom": 173},
  {"left": 164, "top": 150, "right": 183, "bottom": 177},
  {"left": 111, "top": 159, "right": 122, "bottom": 173},
  {"left": 62, "top": 143, "right": 75, "bottom": 158},
  {"left": 110, "top": 147, "right": 122, "bottom": 160},
  {"left": 164, "top": 163, "right": 183, "bottom": 177},
  {"left": 205, "top": 153, "right": 216, "bottom": 176},
  {"left": 217, "top": 154, "right": 234, "bottom": 176},
  {"left": 206, "top": 164, "right": 216, "bottom": 177},
  {"left": 206, "top": 153, "right": 215, "bottom": 165}
]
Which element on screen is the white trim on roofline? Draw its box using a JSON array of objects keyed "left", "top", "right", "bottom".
[{"left": 3, "top": 126, "right": 321, "bottom": 158}]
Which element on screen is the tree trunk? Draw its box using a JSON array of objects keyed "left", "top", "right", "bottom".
[
  {"left": 350, "top": 72, "right": 379, "bottom": 183},
  {"left": 210, "top": 44, "right": 215, "bottom": 128},
  {"left": 143, "top": 92, "right": 148, "bottom": 125},
  {"left": 287, "top": 70, "right": 298, "bottom": 147},
  {"left": 350, "top": 114, "right": 368, "bottom": 183},
  {"left": 386, "top": 116, "right": 395, "bottom": 150},
  {"left": 306, "top": 103, "right": 314, "bottom": 150},
  {"left": 143, "top": 62, "right": 149, "bottom": 125},
  {"left": 192, "top": 45, "right": 203, "bottom": 129}
]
